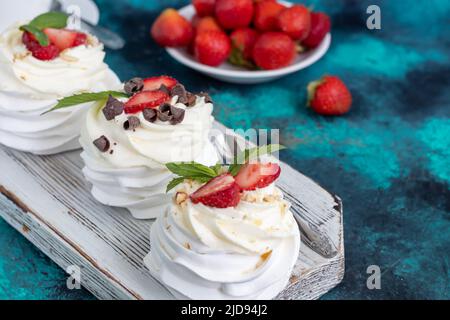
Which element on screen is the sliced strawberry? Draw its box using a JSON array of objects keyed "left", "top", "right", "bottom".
[
  {"left": 31, "top": 44, "right": 60, "bottom": 61},
  {"left": 190, "top": 173, "right": 241, "bottom": 208},
  {"left": 73, "top": 33, "right": 88, "bottom": 47},
  {"left": 22, "top": 32, "right": 40, "bottom": 51},
  {"left": 235, "top": 162, "right": 281, "bottom": 191},
  {"left": 142, "top": 76, "right": 178, "bottom": 92},
  {"left": 43, "top": 28, "right": 86, "bottom": 51},
  {"left": 124, "top": 90, "right": 170, "bottom": 114}
]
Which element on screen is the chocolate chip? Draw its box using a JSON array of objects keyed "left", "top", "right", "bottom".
[
  {"left": 186, "top": 92, "right": 197, "bottom": 107},
  {"left": 198, "top": 91, "right": 212, "bottom": 103},
  {"left": 124, "top": 77, "right": 144, "bottom": 95},
  {"left": 109, "top": 149, "right": 114, "bottom": 155},
  {"left": 159, "top": 102, "right": 172, "bottom": 114},
  {"left": 169, "top": 106, "right": 185, "bottom": 125},
  {"left": 93, "top": 135, "right": 110, "bottom": 152},
  {"left": 170, "top": 83, "right": 187, "bottom": 103},
  {"left": 159, "top": 84, "right": 170, "bottom": 95},
  {"left": 143, "top": 108, "right": 157, "bottom": 123},
  {"left": 102, "top": 95, "right": 124, "bottom": 120},
  {"left": 123, "top": 116, "right": 140, "bottom": 130},
  {"left": 157, "top": 110, "right": 172, "bottom": 122}
]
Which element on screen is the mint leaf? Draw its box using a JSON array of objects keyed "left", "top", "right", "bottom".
[
  {"left": 20, "top": 12, "right": 68, "bottom": 46},
  {"left": 41, "top": 91, "right": 128, "bottom": 115},
  {"left": 19, "top": 25, "right": 49, "bottom": 46},
  {"left": 228, "top": 144, "right": 286, "bottom": 176},
  {"left": 29, "top": 12, "right": 68, "bottom": 30},
  {"left": 210, "top": 163, "right": 222, "bottom": 175},
  {"left": 166, "top": 162, "right": 218, "bottom": 179},
  {"left": 166, "top": 177, "right": 185, "bottom": 193}
]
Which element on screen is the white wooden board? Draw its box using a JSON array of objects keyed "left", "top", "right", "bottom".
[{"left": 0, "top": 122, "right": 344, "bottom": 300}]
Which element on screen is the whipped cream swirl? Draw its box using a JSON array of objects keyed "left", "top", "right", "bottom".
[
  {"left": 0, "top": 23, "right": 121, "bottom": 154},
  {"left": 80, "top": 96, "right": 219, "bottom": 219},
  {"left": 145, "top": 181, "right": 300, "bottom": 299}
]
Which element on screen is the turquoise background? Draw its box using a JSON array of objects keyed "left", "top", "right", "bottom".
[{"left": 0, "top": 0, "right": 449, "bottom": 299}]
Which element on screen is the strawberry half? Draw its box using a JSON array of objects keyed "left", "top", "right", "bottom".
[
  {"left": 43, "top": 28, "right": 87, "bottom": 51},
  {"left": 142, "top": 76, "right": 178, "bottom": 92},
  {"left": 190, "top": 173, "right": 241, "bottom": 208},
  {"left": 22, "top": 32, "right": 40, "bottom": 51},
  {"left": 124, "top": 90, "right": 170, "bottom": 114},
  {"left": 31, "top": 44, "right": 60, "bottom": 61},
  {"left": 235, "top": 162, "right": 281, "bottom": 191}
]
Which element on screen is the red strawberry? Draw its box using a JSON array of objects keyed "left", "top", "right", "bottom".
[
  {"left": 253, "top": 0, "right": 285, "bottom": 32},
  {"left": 235, "top": 162, "right": 281, "bottom": 191},
  {"left": 43, "top": 28, "right": 87, "bottom": 51},
  {"left": 303, "top": 12, "right": 331, "bottom": 48},
  {"left": 151, "top": 8, "right": 194, "bottom": 47},
  {"left": 195, "top": 16, "right": 222, "bottom": 34},
  {"left": 143, "top": 76, "right": 178, "bottom": 91},
  {"left": 277, "top": 5, "right": 311, "bottom": 40},
  {"left": 307, "top": 75, "right": 352, "bottom": 116},
  {"left": 190, "top": 173, "right": 241, "bottom": 208},
  {"left": 194, "top": 30, "right": 231, "bottom": 66},
  {"left": 252, "top": 32, "right": 295, "bottom": 70},
  {"left": 31, "top": 44, "right": 60, "bottom": 61},
  {"left": 22, "top": 32, "right": 40, "bottom": 51},
  {"left": 230, "top": 28, "right": 258, "bottom": 60},
  {"left": 73, "top": 33, "right": 88, "bottom": 47},
  {"left": 215, "top": 0, "right": 254, "bottom": 30},
  {"left": 192, "top": 0, "right": 216, "bottom": 17},
  {"left": 124, "top": 90, "right": 170, "bottom": 114}
]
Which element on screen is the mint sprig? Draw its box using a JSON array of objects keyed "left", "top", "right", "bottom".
[
  {"left": 20, "top": 12, "right": 68, "bottom": 46},
  {"left": 41, "top": 91, "right": 128, "bottom": 115},
  {"left": 165, "top": 144, "right": 285, "bottom": 192}
]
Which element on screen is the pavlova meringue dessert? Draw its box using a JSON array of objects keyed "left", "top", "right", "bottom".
[
  {"left": 64, "top": 75, "right": 219, "bottom": 219},
  {"left": 0, "top": 12, "right": 120, "bottom": 154},
  {"left": 145, "top": 148, "right": 300, "bottom": 299}
]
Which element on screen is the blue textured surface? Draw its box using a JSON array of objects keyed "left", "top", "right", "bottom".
[{"left": 0, "top": 0, "right": 449, "bottom": 299}]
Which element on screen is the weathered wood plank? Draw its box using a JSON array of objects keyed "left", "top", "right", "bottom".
[{"left": 0, "top": 121, "right": 344, "bottom": 300}]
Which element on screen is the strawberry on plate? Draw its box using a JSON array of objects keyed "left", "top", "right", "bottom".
[
  {"left": 43, "top": 28, "right": 87, "bottom": 51},
  {"left": 194, "top": 30, "right": 231, "bottom": 66},
  {"left": 190, "top": 173, "right": 241, "bottom": 208},
  {"left": 143, "top": 76, "right": 178, "bottom": 92},
  {"left": 195, "top": 16, "right": 222, "bottom": 34},
  {"left": 277, "top": 5, "right": 311, "bottom": 41},
  {"left": 303, "top": 12, "right": 331, "bottom": 48},
  {"left": 192, "top": 0, "right": 216, "bottom": 17},
  {"left": 151, "top": 8, "right": 194, "bottom": 47},
  {"left": 252, "top": 32, "right": 295, "bottom": 70},
  {"left": 253, "top": 0, "right": 285, "bottom": 32},
  {"left": 215, "top": 0, "right": 254, "bottom": 30},
  {"left": 124, "top": 90, "right": 170, "bottom": 114},
  {"left": 230, "top": 28, "right": 259, "bottom": 60},
  {"left": 235, "top": 162, "right": 281, "bottom": 191},
  {"left": 307, "top": 75, "right": 352, "bottom": 116}
]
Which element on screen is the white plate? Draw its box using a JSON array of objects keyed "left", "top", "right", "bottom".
[{"left": 166, "top": 3, "right": 331, "bottom": 84}]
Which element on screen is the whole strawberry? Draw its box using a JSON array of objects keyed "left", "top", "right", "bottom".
[
  {"left": 252, "top": 32, "right": 295, "bottom": 70},
  {"left": 192, "top": 0, "right": 216, "bottom": 17},
  {"left": 277, "top": 5, "right": 311, "bottom": 41},
  {"left": 254, "top": 0, "right": 285, "bottom": 32},
  {"left": 303, "top": 12, "right": 331, "bottom": 48},
  {"left": 195, "top": 16, "right": 222, "bottom": 34},
  {"left": 195, "top": 30, "right": 231, "bottom": 66},
  {"left": 229, "top": 28, "right": 259, "bottom": 67},
  {"left": 215, "top": 0, "right": 254, "bottom": 29},
  {"left": 307, "top": 75, "right": 352, "bottom": 116},
  {"left": 151, "top": 8, "right": 193, "bottom": 47}
]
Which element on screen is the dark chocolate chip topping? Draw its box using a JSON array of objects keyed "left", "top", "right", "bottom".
[
  {"left": 170, "top": 83, "right": 188, "bottom": 103},
  {"left": 123, "top": 116, "right": 140, "bottom": 130},
  {"left": 124, "top": 77, "right": 144, "bottom": 95},
  {"left": 159, "top": 84, "right": 170, "bottom": 95},
  {"left": 198, "top": 92, "right": 212, "bottom": 103},
  {"left": 186, "top": 92, "right": 196, "bottom": 107},
  {"left": 157, "top": 110, "right": 172, "bottom": 122},
  {"left": 169, "top": 105, "right": 185, "bottom": 125},
  {"left": 143, "top": 108, "right": 157, "bottom": 123},
  {"left": 102, "top": 95, "right": 124, "bottom": 120},
  {"left": 93, "top": 135, "right": 110, "bottom": 152}
]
